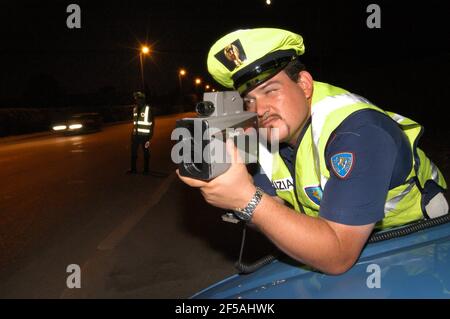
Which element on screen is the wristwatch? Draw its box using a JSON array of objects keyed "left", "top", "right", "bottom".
[{"left": 233, "top": 187, "right": 264, "bottom": 222}]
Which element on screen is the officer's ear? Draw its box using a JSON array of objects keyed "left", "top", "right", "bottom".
[{"left": 297, "top": 71, "right": 313, "bottom": 100}]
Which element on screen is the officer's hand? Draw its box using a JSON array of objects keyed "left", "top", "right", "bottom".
[
  {"left": 145, "top": 141, "right": 150, "bottom": 149},
  {"left": 177, "top": 139, "right": 256, "bottom": 210}
]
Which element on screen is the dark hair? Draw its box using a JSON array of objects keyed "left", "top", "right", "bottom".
[{"left": 283, "top": 58, "right": 306, "bottom": 83}]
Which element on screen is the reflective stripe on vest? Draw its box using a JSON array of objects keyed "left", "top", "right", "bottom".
[
  {"left": 258, "top": 139, "right": 274, "bottom": 178},
  {"left": 384, "top": 179, "right": 416, "bottom": 213},
  {"left": 137, "top": 121, "right": 152, "bottom": 126},
  {"left": 140, "top": 106, "right": 152, "bottom": 126},
  {"left": 430, "top": 161, "right": 440, "bottom": 184}
]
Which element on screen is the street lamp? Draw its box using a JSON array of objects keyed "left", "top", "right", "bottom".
[
  {"left": 194, "top": 78, "right": 202, "bottom": 99},
  {"left": 139, "top": 45, "right": 150, "bottom": 91},
  {"left": 178, "top": 68, "right": 186, "bottom": 92}
]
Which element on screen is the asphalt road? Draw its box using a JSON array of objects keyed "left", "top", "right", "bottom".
[{"left": 0, "top": 114, "right": 274, "bottom": 298}]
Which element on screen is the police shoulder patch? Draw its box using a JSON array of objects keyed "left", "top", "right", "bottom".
[
  {"left": 330, "top": 152, "right": 355, "bottom": 179},
  {"left": 304, "top": 186, "right": 323, "bottom": 206}
]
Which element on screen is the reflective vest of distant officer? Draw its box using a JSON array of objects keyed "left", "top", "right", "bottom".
[{"left": 127, "top": 92, "right": 154, "bottom": 175}]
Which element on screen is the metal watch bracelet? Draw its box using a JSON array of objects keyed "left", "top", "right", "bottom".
[{"left": 233, "top": 187, "right": 264, "bottom": 222}]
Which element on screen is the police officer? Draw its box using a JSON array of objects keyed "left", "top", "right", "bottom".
[
  {"left": 177, "top": 28, "right": 448, "bottom": 274},
  {"left": 127, "top": 91, "right": 154, "bottom": 175}
]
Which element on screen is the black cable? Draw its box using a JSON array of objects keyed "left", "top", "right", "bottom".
[
  {"left": 368, "top": 214, "right": 450, "bottom": 243},
  {"left": 235, "top": 254, "right": 278, "bottom": 274},
  {"left": 237, "top": 225, "right": 246, "bottom": 263},
  {"left": 234, "top": 225, "right": 278, "bottom": 274}
]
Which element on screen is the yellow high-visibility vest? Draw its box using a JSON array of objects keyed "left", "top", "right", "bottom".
[
  {"left": 259, "top": 82, "right": 447, "bottom": 229},
  {"left": 133, "top": 105, "right": 153, "bottom": 137}
]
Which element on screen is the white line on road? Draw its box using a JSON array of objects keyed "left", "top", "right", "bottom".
[{"left": 97, "top": 171, "right": 176, "bottom": 251}]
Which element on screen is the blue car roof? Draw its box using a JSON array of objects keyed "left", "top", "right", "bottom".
[{"left": 192, "top": 222, "right": 450, "bottom": 299}]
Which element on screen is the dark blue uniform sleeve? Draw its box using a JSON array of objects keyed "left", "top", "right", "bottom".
[
  {"left": 319, "top": 124, "right": 399, "bottom": 225},
  {"left": 253, "top": 169, "right": 277, "bottom": 196}
]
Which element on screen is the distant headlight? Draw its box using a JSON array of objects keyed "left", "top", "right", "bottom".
[
  {"left": 53, "top": 125, "right": 67, "bottom": 131},
  {"left": 69, "top": 124, "right": 83, "bottom": 130}
]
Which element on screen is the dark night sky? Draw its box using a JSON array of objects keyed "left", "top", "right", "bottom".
[{"left": 0, "top": 0, "right": 449, "bottom": 121}]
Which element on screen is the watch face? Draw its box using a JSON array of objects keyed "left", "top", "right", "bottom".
[{"left": 234, "top": 210, "right": 250, "bottom": 221}]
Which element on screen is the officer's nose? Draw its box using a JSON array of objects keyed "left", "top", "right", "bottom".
[{"left": 256, "top": 99, "right": 271, "bottom": 119}]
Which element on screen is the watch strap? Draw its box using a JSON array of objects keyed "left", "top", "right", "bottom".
[{"left": 233, "top": 187, "right": 264, "bottom": 221}]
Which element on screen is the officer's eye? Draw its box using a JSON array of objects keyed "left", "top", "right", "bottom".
[
  {"left": 243, "top": 98, "right": 255, "bottom": 111},
  {"left": 264, "top": 88, "right": 278, "bottom": 95}
]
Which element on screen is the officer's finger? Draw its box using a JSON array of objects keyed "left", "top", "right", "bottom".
[{"left": 176, "top": 169, "right": 208, "bottom": 188}]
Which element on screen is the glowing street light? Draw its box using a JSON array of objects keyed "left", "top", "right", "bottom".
[
  {"left": 139, "top": 45, "right": 150, "bottom": 90},
  {"left": 141, "top": 46, "right": 150, "bottom": 54},
  {"left": 178, "top": 68, "right": 187, "bottom": 94},
  {"left": 194, "top": 78, "right": 203, "bottom": 98},
  {"left": 205, "top": 85, "right": 210, "bottom": 90}
]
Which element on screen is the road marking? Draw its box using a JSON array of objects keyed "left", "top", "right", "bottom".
[{"left": 97, "top": 171, "right": 176, "bottom": 251}]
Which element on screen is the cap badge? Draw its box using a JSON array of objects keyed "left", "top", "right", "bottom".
[{"left": 215, "top": 39, "right": 247, "bottom": 71}]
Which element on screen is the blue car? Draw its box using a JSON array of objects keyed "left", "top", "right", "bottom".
[{"left": 192, "top": 216, "right": 450, "bottom": 299}]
